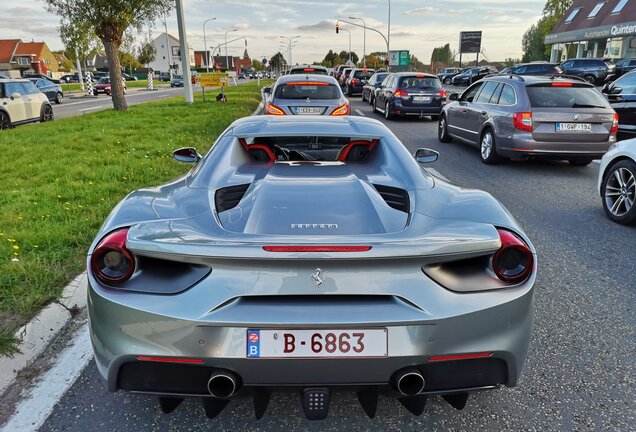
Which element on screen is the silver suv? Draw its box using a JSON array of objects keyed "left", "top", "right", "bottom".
[{"left": 438, "top": 75, "right": 618, "bottom": 165}]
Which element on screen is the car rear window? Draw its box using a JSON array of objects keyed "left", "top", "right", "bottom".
[
  {"left": 398, "top": 76, "right": 441, "bottom": 90},
  {"left": 353, "top": 70, "right": 374, "bottom": 79},
  {"left": 526, "top": 85, "right": 609, "bottom": 108},
  {"left": 275, "top": 82, "right": 341, "bottom": 99},
  {"left": 290, "top": 68, "right": 327, "bottom": 75}
]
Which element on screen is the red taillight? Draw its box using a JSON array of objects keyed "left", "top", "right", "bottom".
[
  {"left": 492, "top": 229, "right": 533, "bottom": 283},
  {"left": 266, "top": 103, "right": 286, "bottom": 115},
  {"left": 136, "top": 356, "right": 205, "bottom": 364},
  {"left": 428, "top": 352, "right": 493, "bottom": 362},
  {"left": 436, "top": 90, "right": 447, "bottom": 98},
  {"left": 90, "top": 228, "right": 135, "bottom": 284},
  {"left": 331, "top": 104, "right": 350, "bottom": 116},
  {"left": 611, "top": 113, "right": 619, "bottom": 134},
  {"left": 394, "top": 89, "right": 409, "bottom": 97},
  {"left": 303, "top": 68, "right": 315, "bottom": 72},
  {"left": 351, "top": 79, "right": 358, "bottom": 85},
  {"left": 551, "top": 81, "right": 572, "bottom": 87},
  {"left": 263, "top": 245, "right": 371, "bottom": 252},
  {"left": 415, "top": 74, "right": 425, "bottom": 78},
  {"left": 512, "top": 112, "right": 533, "bottom": 132}
]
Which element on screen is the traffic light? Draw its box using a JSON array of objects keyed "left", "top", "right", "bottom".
[
  {"left": 336, "top": 23, "right": 339, "bottom": 34},
  {"left": 385, "top": 57, "right": 390, "bottom": 65}
]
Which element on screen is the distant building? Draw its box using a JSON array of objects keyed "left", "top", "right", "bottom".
[
  {"left": 148, "top": 32, "right": 195, "bottom": 74},
  {"left": 0, "top": 39, "right": 60, "bottom": 77},
  {"left": 211, "top": 55, "right": 252, "bottom": 71},
  {"left": 546, "top": 0, "right": 636, "bottom": 61}
]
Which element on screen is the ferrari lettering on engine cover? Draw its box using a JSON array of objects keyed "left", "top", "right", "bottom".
[{"left": 291, "top": 224, "right": 339, "bottom": 229}]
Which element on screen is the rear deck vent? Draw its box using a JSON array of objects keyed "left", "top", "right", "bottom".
[
  {"left": 215, "top": 184, "right": 250, "bottom": 213},
  {"left": 373, "top": 184, "right": 410, "bottom": 213}
]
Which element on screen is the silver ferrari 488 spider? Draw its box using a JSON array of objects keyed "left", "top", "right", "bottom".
[{"left": 88, "top": 115, "right": 536, "bottom": 420}]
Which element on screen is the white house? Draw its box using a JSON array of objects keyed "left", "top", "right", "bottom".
[{"left": 148, "top": 32, "right": 195, "bottom": 74}]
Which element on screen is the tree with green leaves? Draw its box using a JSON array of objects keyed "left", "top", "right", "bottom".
[
  {"left": 44, "top": 0, "right": 173, "bottom": 111},
  {"left": 59, "top": 19, "right": 101, "bottom": 71},
  {"left": 137, "top": 42, "right": 156, "bottom": 68},
  {"left": 522, "top": 17, "right": 550, "bottom": 63},
  {"left": 269, "top": 52, "right": 286, "bottom": 70}
]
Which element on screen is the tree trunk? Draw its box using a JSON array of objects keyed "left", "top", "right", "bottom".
[{"left": 102, "top": 38, "right": 128, "bottom": 111}]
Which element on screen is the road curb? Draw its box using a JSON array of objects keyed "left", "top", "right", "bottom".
[{"left": 0, "top": 272, "right": 88, "bottom": 396}]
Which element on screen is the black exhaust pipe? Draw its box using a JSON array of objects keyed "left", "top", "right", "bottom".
[
  {"left": 393, "top": 368, "right": 425, "bottom": 397},
  {"left": 207, "top": 370, "right": 241, "bottom": 398}
]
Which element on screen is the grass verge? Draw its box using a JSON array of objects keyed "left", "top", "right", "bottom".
[{"left": 0, "top": 81, "right": 266, "bottom": 355}]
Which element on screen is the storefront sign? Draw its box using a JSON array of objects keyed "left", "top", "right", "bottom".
[
  {"left": 546, "top": 21, "right": 636, "bottom": 43},
  {"left": 459, "top": 31, "right": 482, "bottom": 53}
]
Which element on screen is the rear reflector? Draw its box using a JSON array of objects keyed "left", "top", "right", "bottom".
[
  {"left": 263, "top": 245, "right": 372, "bottom": 252},
  {"left": 137, "top": 356, "right": 205, "bottom": 364},
  {"left": 551, "top": 81, "right": 572, "bottom": 87},
  {"left": 428, "top": 352, "right": 493, "bottom": 362}
]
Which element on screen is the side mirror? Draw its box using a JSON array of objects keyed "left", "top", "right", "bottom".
[
  {"left": 262, "top": 87, "right": 272, "bottom": 95},
  {"left": 415, "top": 148, "right": 439, "bottom": 164},
  {"left": 10, "top": 92, "right": 21, "bottom": 100},
  {"left": 448, "top": 93, "right": 459, "bottom": 101},
  {"left": 173, "top": 147, "right": 201, "bottom": 163},
  {"left": 601, "top": 83, "right": 610, "bottom": 93},
  {"left": 609, "top": 86, "right": 623, "bottom": 95}
]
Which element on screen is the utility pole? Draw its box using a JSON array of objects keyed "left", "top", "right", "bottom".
[
  {"left": 349, "top": 16, "right": 366, "bottom": 68},
  {"left": 387, "top": 0, "right": 391, "bottom": 72},
  {"left": 163, "top": 14, "right": 172, "bottom": 80},
  {"left": 225, "top": 28, "right": 238, "bottom": 73},
  {"left": 203, "top": 17, "right": 216, "bottom": 73},
  {"left": 175, "top": 0, "right": 193, "bottom": 103}
]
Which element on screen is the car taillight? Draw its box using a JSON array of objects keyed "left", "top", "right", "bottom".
[
  {"left": 266, "top": 103, "right": 286, "bottom": 115},
  {"left": 436, "top": 90, "right": 447, "bottom": 98},
  {"left": 394, "top": 89, "right": 409, "bottom": 98},
  {"left": 351, "top": 79, "right": 358, "bottom": 85},
  {"left": 611, "top": 113, "right": 619, "bottom": 134},
  {"left": 331, "top": 104, "right": 350, "bottom": 116},
  {"left": 512, "top": 112, "right": 533, "bottom": 132},
  {"left": 492, "top": 229, "right": 533, "bottom": 284},
  {"left": 90, "top": 228, "right": 135, "bottom": 284}
]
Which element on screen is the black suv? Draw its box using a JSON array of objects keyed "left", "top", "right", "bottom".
[
  {"left": 451, "top": 67, "right": 497, "bottom": 86},
  {"left": 373, "top": 72, "right": 445, "bottom": 120},
  {"left": 559, "top": 58, "right": 615, "bottom": 85},
  {"left": 615, "top": 58, "right": 636, "bottom": 78},
  {"left": 437, "top": 67, "right": 464, "bottom": 85},
  {"left": 509, "top": 63, "right": 562, "bottom": 76},
  {"left": 602, "top": 70, "right": 636, "bottom": 141},
  {"left": 344, "top": 68, "right": 375, "bottom": 96}
]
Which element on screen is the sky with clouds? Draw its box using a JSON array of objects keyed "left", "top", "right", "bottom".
[{"left": 0, "top": 0, "right": 546, "bottom": 64}]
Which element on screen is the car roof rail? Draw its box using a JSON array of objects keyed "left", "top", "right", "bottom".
[{"left": 507, "top": 74, "right": 525, "bottom": 82}]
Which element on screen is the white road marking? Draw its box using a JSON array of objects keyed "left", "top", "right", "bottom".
[
  {"left": 427, "top": 168, "right": 450, "bottom": 182},
  {"left": 0, "top": 325, "right": 93, "bottom": 432},
  {"left": 79, "top": 106, "right": 104, "bottom": 113},
  {"left": 354, "top": 109, "right": 366, "bottom": 117}
]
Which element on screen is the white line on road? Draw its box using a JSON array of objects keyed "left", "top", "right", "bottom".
[
  {"left": 79, "top": 106, "right": 104, "bottom": 113},
  {"left": 354, "top": 109, "right": 366, "bottom": 117},
  {"left": 52, "top": 88, "right": 181, "bottom": 108},
  {"left": 0, "top": 325, "right": 93, "bottom": 432}
]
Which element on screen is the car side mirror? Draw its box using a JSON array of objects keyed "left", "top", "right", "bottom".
[
  {"left": 10, "top": 92, "right": 21, "bottom": 100},
  {"left": 415, "top": 148, "right": 439, "bottom": 164},
  {"left": 609, "top": 86, "right": 623, "bottom": 95},
  {"left": 262, "top": 87, "right": 272, "bottom": 95},
  {"left": 601, "top": 83, "right": 610, "bottom": 93},
  {"left": 173, "top": 147, "right": 202, "bottom": 163},
  {"left": 448, "top": 93, "right": 459, "bottom": 101}
]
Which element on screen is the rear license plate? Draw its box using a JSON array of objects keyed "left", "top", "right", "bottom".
[
  {"left": 556, "top": 122, "right": 592, "bottom": 132},
  {"left": 413, "top": 96, "right": 431, "bottom": 103},
  {"left": 296, "top": 107, "right": 323, "bottom": 115},
  {"left": 246, "top": 329, "right": 387, "bottom": 358}
]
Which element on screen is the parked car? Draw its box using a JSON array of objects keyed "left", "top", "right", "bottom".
[
  {"left": 87, "top": 114, "right": 536, "bottom": 420},
  {"left": 559, "top": 58, "right": 615, "bottom": 85},
  {"left": 59, "top": 74, "right": 80, "bottom": 83},
  {"left": 439, "top": 75, "right": 618, "bottom": 165},
  {"left": 22, "top": 73, "right": 60, "bottom": 84},
  {"left": 344, "top": 68, "right": 375, "bottom": 96},
  {"left": 0, "top": 78, "right": 53, "bottom": 130},
  {"left": 264, "top": 74, "right": 349, "bottom": 116},
  {"left": 122, "top": 73, "right": 138, "bottom": 81},
  {"left": 170, "top": 75, "right": 184, "bottom": 87},
  {"left": 509, "top": 63, "right": 562, "bottom": 76},
  {"left": 159, "top": 72, "right": 171, "bottom": 82},
  {"left": 614, "top": 58, "right": 636, "bottom": 78},
  {"left": 333, "top": 64, "right": 347, "bottom": 80},
  {"left": 27, "top": 78, "right": 64, "bottom": 104},
  {"left": 238, "top": 72, "right": 246, "bottom": 79},
  {"left": 437, "top": 67, "right": 465, "bottom": 85},
  {"left": 597, "top": 138, "right": 636, "bottom": 225},
  {"left": 602, "top": 70, "right": 636, "bottom": 141},
  {"left": 451, "top": 67, "right": 496, "bottom": 86},
  {"left": 361, "top": 72, "right": 389, "bottom": 104},
  {"left": 373, "top": 72, "right": 446, "bottom": 120},
  {"left": 94, "top": 77, "right": 127, "bottom": 95},
  {"left": 338, "top": 67, "right": 353, "bottom": 87}
]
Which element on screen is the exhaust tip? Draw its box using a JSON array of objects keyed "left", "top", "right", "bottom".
[
  {"left": 207, "top": 371, "right": 240, "bottom": 398},
  {"left": 394, "top": 369, "right": 425, "bottom": 397}
]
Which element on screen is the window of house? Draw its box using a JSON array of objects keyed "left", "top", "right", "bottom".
[
  {"left": 612, "top": 0, "right": 629, "bottom": 14},
  {"left": 588, "top": 2, "right": 605, "bottom": 18},
  {"left": 17, "top": 58, "right": 29, "bottom": 65},
  {"left": 565, "top": 7, "right": 581, "bottom": 23}
]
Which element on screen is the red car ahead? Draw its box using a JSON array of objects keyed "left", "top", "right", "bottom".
[{"left": 94, "top": 77, "right": 127, "bottom": 96}]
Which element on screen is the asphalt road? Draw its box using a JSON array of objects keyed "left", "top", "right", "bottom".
[{"left": 38, "top": 97, "right": 635, "bottom": 431}]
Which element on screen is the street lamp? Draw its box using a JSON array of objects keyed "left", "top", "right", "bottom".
[
  {"left": 280, "top": 35, "right": 301, "bottom": 67},
  {"left": 203, "top": 17, "right": 216, "bottom": 73},
  {"left": 225, "top": 28, "right": 238, "bottom": 72},
  {"left": 349, "top": 16, "right": 366, "bottom": 68},
  {"left": 387, "top": 0, "right": 391, "bottom": 71},
  {"left": 340, "top": 28, "right": 352, "bottom": 63}
]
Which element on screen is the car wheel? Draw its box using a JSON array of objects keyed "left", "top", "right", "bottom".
[
  {"left": 444, "top": 78, "right": 452, "bottom": 85},
  {"left": 40, "top": 104, "right": 54, "bottom": 122},
  {"left": 601, "top": 159, "right": 636, "bottom": 225},
  {"left": 480, "top": 128, "right": 500, "bottom": 164},
  {"left": 385, "top": 101, "right": 393, "bottom": 120},
  {"left": 55, "top": 92, "right": 63, "bottom": 104},
  {"left": 438, "top": 115, "right": 452, "bottom": 143},
  {"left": 569, "top": 159, "right": 593, "bottom": 166},
  {"left": 373, "top": 97, "right": 380, "bottom": 114},
  {"left": 0, "top": 111, "right": 11, "bottom": 130},
  {"left": 583, "top": 74, "right": 596, "bottom": 85}
]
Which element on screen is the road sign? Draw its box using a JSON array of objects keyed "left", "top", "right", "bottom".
[
  {"left": 197, "top": 72, "right": 228, "bottom": 87},
  {"left": 460, "top": 31, "right": 482, "bottom": 53},
  {"left": 389, "top": 50, "right": 409, "bottom": 66}
]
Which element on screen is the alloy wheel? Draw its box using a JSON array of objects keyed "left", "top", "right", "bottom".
[
  {"left": 385, "top": 102, "right": 390, "bottom": 119},
  {"left": 55, "top": 93, "right": 63, "bottom": 104},
  {"left": 481, "top": 132, "right": 493, "bottom": 160},
  {"left": 604, "top": 167, "right": 635, "bottom": 217},
  {"left": 42, "top": 105, "right": 54, "bottom": 122}
]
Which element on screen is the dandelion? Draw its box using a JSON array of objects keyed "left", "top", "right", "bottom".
[{"left": 12, "top": 245, "right": 19, "bottom": 251}]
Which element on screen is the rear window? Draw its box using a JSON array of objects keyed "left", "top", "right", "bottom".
[
  {"left": 353, "top": 70, "right": 374, "bottom": 79},
  {"left": 275, "top": 82, "right": 340, "bottom": 99},
  {"left": 526, "top": 85, "right": 609, "bottom": 108},
  {"left": 289, "top": 67, "right": 327, "bottom": 75},
  {"left": 397, "top": 76, "right": 441, "bottom": 90}
]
